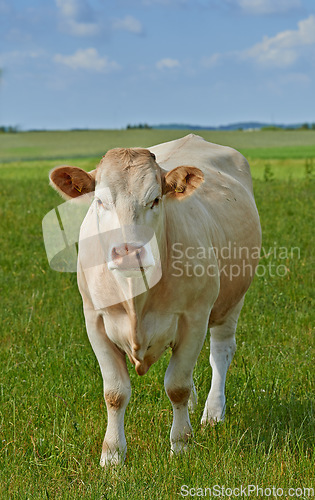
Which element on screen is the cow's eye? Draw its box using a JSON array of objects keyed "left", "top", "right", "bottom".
[
  {"left": 96, "top": 198, "right": 113, "bottom": 211},
  {"left": 96, "top": 198, "right": 110, "bottom": 210},
  {"left": 150, "top": 197, "right": 160, "bottom": 209}
]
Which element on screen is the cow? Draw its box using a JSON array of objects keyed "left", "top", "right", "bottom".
[{"left": 49, "top": 134, "right": 261, "bottom": 466}]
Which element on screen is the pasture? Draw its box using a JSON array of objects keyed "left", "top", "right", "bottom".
[{"left": 0, "top": 130, "right": 314, "bottom": 499}]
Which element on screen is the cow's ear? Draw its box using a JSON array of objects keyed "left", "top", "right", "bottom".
[
  {"left": 162, "top": 166, "right": 204, "bottom": 199},
  {"left": 49, "top": 166, "right": 96, "bottom": 200}
]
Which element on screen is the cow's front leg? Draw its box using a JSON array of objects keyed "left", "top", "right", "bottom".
[
  {"left": 84, "top": 309, "right": 131, "bottom": 466},
  {"left": 164, "top": 317, "right": 208, "bottom": 454}
]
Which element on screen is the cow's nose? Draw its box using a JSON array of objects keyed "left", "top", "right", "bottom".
[{"left": 111, "top": 244, "right": 146, "bottom": 263}]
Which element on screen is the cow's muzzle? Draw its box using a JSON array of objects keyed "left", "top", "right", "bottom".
[
  {"left": 108, "top": 242, "right": 154, "bottom": 275},
  {"left": 111, "top": 243, "right": 145, "bottom": 266}
]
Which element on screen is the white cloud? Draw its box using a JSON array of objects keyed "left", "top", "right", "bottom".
[
  {"left": 156, "top": 58, "right": 180, "bottom": 70},
  {"left": 112, "top": 15, "right": 143, "bottom": 35},
  {"left": 56, "top": 0, "right": 92, "bottom": 20},
  {"left": 55, "top": 0, "right": 100, "bottom": 36},
  {"left": 66, "top": 19, "right": 100, "bottom": 36},
  {"left": 201, "top": 53, "right": 221, "bottom": 68},
  {"left": 0, "top": 50, "right": 45, "bottom": 66},
  {"left": 235, "top": 0, "right": 301, "bottom": 15},
  {"left": 53, "top": 48, "right": 120, "bottom": 73},
  {"left": 280, "top": 73, "right": 311, "bottom": 85},
  {"left": 241, "top": 15, "right": 315, "bottom": 67},
  {"left": 56, "top": 0, "right": 77, "bottom": 18},
  {"left": 56, "top": 1, "right": 143, "bottom": 37}
]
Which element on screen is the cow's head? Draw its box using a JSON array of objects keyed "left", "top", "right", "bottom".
[{"left": 50, "top": 148, "right": 204, "bottom": 276}]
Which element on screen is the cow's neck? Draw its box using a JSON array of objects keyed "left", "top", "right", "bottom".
[
  {"left": 121, "top": 285, "right": 145, "bottom": 350},
  {"left": 120, "top": 214, "right": 168, "bottom": 349}
]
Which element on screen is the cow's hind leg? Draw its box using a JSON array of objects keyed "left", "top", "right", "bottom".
[
  {"left": 188, "top": 381, "right": 198, "bottom": 413},
  {"left": 201, "top": 298, "right": 244, "bottom": 426}
]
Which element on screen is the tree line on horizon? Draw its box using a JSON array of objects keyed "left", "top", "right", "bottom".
[{"left": 1, "top": 123, "right": 315, "bottom": 133}]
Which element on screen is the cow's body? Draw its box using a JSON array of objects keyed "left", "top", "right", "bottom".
[{"left": 50, "top": 134, "right": 261, "bottom": 465}]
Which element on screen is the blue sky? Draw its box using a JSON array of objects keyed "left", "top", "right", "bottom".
[{"left": 0, "top": 0, "right": 314, "bottom": 130}]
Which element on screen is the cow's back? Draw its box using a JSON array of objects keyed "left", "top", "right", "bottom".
[
  {"left": 149, "top": 134, "right": 254, "bottom": 197},
  {"left": 150, "top": 134, "right": 261, "bottom": 325}
]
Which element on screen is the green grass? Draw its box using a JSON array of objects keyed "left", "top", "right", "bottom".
[
  {"left": 0, "top": 129, "right": 314, "bottom": 162},
  {"left": 0, "top": 138, "right": 314, "bottom": 498},
  {"left": 1, "top": 129, "right": 314, "bottom": 184}
]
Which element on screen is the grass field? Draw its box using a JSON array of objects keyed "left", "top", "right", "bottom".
[
  {"left": 0, "top": 131, "right": 314, "bottom": 499},
  {"left": 1, "top": 129, "right": 315, "bottom": 162}
]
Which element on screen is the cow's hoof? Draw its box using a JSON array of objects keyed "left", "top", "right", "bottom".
[
  {"left": 100, "top": 447, "right": 126, "bottom": 467},
  {"left": 201, "top": 399, "right": 225, "bottom": 428},
  {"left": 201, "top": 417, "right": 221, "bottom": 430},
  {"left": 170, "top": 443, "right": 189, "bottom": 456},
  {"left": 170, "top": 435, "right": 192, "bottom": 455},
  {"left": 201, "top": 410, "right": 225, "bottom": 429}
]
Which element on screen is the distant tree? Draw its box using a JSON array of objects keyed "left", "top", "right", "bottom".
[
  {"left": 261, "top": 126, "right": 281, "bottom": 131},
  {"left": 0, "top": 125, "right": 19, "bottom": 133},
  {"left": 300, "top": 123, "right": 310, "bottom": 130},
  {"left": 126, "top": 123, "right": 152, "bottom": 130},
  {"left": 311, "top": 123, "right": 315, "bottom": 130}
]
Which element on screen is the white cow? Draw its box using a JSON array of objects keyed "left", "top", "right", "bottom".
[{"left": 49, "top": 134, "right": 261, "bottom": 466}]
